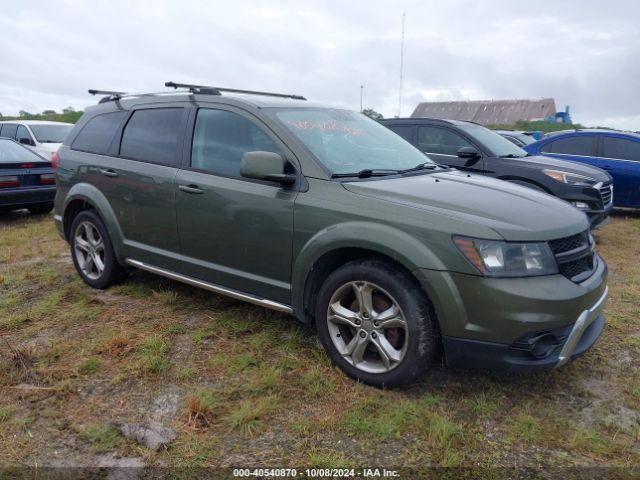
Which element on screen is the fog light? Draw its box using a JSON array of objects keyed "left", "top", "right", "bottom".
[
  {"left": 532, "top": 334, "right": 558, "bottom": 359},
  {"left": 572, "top": 201, "right": 590, "bottom": 210}
]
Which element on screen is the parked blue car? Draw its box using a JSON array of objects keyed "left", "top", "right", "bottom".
[{"left": 524, "top": 130, "right": 640, "bottom": 208}]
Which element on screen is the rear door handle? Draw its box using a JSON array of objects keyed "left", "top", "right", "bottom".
[
  {"left": 178, "top": 184, "right": 204, "bottom": 194},
  {"left": 99, "top": 168, "right": 119, "bottom": 178},
  {"left": 601, "top": 165, "right": 612, "bottom": 170}
]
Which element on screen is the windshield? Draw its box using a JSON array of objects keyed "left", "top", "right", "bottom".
[
  {"left": 461, "top": 124, "right": 527, "bottom": 157},
  {"left": 0, "top": 139, "right": 47, "bottom": 162},
  {"left": 269, "top": 108, "right": 434, "bottom": 174},
  {"left": 29, "top": 124, "right": 73, "bottom": 143}
]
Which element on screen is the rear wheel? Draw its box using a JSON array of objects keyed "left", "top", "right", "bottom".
[
  {"left": 28, "top": 203, "right": 53, "bottom": 214},
  {"left": 70, "top": 210, "right": 124, "bottom": 289},
  {"left": 315, "top": 259, "right": 439, "bottom": 388}
]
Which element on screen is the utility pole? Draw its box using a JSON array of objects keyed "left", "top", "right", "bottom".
[
  {"left": 398, "top": 11, "right": 405, "bottom": 117},
  {"left": 360, "top": 85, "right": 364, "bottom": 112}
]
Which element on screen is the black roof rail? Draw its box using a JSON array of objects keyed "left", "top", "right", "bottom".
[
  {"left": 88, "top": 89, "right": 127, "bottom": 104},
  {"left": 165, "top": 81, "right": 306, "bottom": 100}
]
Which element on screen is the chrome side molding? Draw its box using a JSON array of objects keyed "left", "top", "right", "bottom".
[{"left": 125, "top": 258, "right": 293, "bottom": 314}]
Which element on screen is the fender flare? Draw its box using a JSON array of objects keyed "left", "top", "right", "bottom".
[
  {"left": 63, "top": 183, "right": 126, "bottom": 262},
  {"left": 291, "top": 221, "right": 446, "bottom": 317}
]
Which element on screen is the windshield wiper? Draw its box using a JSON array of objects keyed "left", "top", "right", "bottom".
[
  {"left": 398, "top": 163, "right": 441, "bottom": 174},
  {"left": 331, "top": 169, "right": 402, "bottom": 179},
  {"left": 498, "top": 154, "right": 526, "bottom": 158}
]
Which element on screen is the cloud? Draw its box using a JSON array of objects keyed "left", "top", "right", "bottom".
[{"left": 0, "top": 0, "right": 637, "bottom": 129}]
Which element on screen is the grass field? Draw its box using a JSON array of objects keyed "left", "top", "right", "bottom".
[{"left": 0, "top": 210, "right": 639, "bottom": 474}]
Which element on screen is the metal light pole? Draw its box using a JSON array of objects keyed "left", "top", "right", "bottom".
[
  {"left": 360, "top": 85, "right": 364, "bottom": 112},
  {"left": 398, "top": 11, "right": 405, "bottom": 117}
]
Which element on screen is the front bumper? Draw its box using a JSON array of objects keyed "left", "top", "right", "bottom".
[
  {"left": 0, "top": 186, "right": 56, "bottom": 209},
  {"left": 442, "top": 287, "right": 607, "bottom": 372},
  {"left": 415, "top": 255, "right": 608, "bottom": 372}
]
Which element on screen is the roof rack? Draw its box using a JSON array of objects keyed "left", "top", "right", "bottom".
[
  {"left": 88, "top": 89, "right": 127, "bottom": 104},
  {"left": 165, "top": 81, "right": 306, "bottom": 100}
]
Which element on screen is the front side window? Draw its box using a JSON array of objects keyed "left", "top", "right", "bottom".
[
  {"left": 459, "top": 124, "right": 526, "bottom": 157},
  {"left": 417, "top": 126, "right": 472, "bottom": 155},
  {"left": 16, "top": 125, "right": 32, "bottom": 144},
  {"left": 548, "top": 136, "right": 595, "bottom": 156},
  {"left": 72, "top": 111, "right": 127, "bottom": 154},
  {"left": 191, "top": 109, "right": 281, "bottom": 177},
  {"left": 601, "top": 136, "right": 640, "bottom": 162},
  {"left": 120, "top": 108, "right": 184, "bottom": 166},
  {"left": 269, "top": 108, "right": 433, "bottom": 174}
]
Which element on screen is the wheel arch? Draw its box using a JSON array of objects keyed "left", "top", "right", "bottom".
[
  {"left": 291, "top": 222, "right": 446, "bottom": 324},
  {"left": 62, "top": 183, "right": 126, "bottom": 263}
]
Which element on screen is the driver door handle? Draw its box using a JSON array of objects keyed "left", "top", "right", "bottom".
[
  {"left": 99, "top": 168, "right": 119, "bottom": 178},
  {"left": 179, "top": 184, "right": 204, "bottom": 194}
]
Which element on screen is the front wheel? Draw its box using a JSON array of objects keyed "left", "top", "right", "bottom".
[
  {"left": 70, "top": 210, "right": 124, "bottom": 289},
  {"left": 315, "top": 259, "right": 440, "bottom": 388}
]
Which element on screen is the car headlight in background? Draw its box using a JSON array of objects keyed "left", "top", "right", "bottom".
[
  {"left": 453, "top": 236, "right": 558, "bottom": 277},
  {"left": 542, "top": 169, "right": 597, "bottom": 185}
]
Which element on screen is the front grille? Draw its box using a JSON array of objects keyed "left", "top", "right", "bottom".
[
  {"left": 599, "top": 183, "right": 613, "bottom": 206},
  {"left": 548, "top": 231, "right": 596, "bottom": 282}
]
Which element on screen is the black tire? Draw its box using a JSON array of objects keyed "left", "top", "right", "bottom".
[
  {"left": 28, "top": 203, "right": 54, "bottom": 214},
  {"left": 315, "top": 258, "right": 440, "bottom": 388},
  {"left": 69, "top": 210, "right": 125, "bottom": 289}
]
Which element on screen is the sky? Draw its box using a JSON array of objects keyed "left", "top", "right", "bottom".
[{"left": 0, "top": 0, "right": 638, "bottom": 129}]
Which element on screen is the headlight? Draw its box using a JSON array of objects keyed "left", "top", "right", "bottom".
[
  {"left": 453, "top": 236, "right": 558, "bottom": 277},
  {"left": 542, "top": 169, "right": 597, "bottom": 185}
]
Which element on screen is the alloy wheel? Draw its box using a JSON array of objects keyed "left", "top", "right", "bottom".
[
  {"left": 74, "top": 221, "right": 106, "bottom": 280},
  {"left": 326, "top": 281, "right": 408, "bottom": 374}
]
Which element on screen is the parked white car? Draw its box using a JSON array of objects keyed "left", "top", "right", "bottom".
[{"left": 0, "top": 120, "right": 73, "bottom": 159}]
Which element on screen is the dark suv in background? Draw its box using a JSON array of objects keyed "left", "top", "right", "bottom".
[
  {"left": 54, "top": 84, "right": 608, "bottom": 387},
  {"left": 381, "top": 118, "right": 613, "bottom": 228}
]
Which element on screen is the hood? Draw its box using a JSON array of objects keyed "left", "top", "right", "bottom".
[
  {"left": 512, "top": 154, "right": 612, "bottom": 182},
  {"left": 342, "top": 170, "right": 590, "bottom": 241}
]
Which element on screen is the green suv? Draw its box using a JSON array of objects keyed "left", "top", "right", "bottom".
[{"left": 53, "top": 83, "right": 608, "bottom": 387}]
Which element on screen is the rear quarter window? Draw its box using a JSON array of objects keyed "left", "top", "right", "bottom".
[
  {"left": 71, "top": 111, "right": 127, "bottom": 154},
  {"left": 119, "top": 108, "right": 184, "bottom": 166}
]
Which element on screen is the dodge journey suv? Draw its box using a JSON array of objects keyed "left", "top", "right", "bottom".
[{"left": 54, "top": 82, "right": 608, "bottom": 387}]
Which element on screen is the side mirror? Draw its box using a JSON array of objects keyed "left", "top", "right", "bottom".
[
  {"left": 240, "top": 151, "right": 296, "bottom": 185},
  {"left": 19, "top": 137, "right": 34, "bottom": 146},
  {"left": 457, "top": 146, "right": 480, "bottom": 159}
]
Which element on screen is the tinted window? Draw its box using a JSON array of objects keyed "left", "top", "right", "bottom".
[
  {"left": 72, "top": 111, "right": 127, "bottom": 154},
  {"left": 191, "top": 109, "right": 281, "bottom": 177},
  {"left": 418, "top": 126, "right": 472, "bottom": 155},
  {"left": 0, "top": 124, "right": 18, "bottom": 139},
  {"left": 120, "top": 108, "right": 183, "bottom": 165},
  {"left": 601, "top": 136, "right": 640, "bottom": 162},
  {"left": 16, "top": 125, "right": 32, "bottom": 143},
  {"left": 388, "top": 125, "right": 414, "bottom": 142},
  {"left": 548, "top": 136, "right": 595, "bottom": 156}
]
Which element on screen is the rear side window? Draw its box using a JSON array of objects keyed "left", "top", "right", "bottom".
[
  {"left": 601, "top": 137, "right": 640, "bottom": 162},
  {"left": 0, "top": 124, "right": 18, "bottom": 139},
  {"left": 547, "top": 136, "right": 594, "bottom": 156},
  {"left": 387, "top": 125, "right": 414, "bottom": 143},
  {"left": 120, "top": 108, "right": 184, "bottom": 166},
  {"left": 72, "top": 111, "right": 127, "bottom": 154},
  {"left": 191, "top": 109, "right": 281, "bottom": 177}
]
